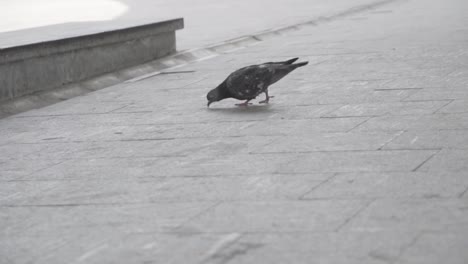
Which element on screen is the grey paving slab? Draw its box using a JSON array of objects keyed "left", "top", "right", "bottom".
[
  {"left": 27, "top": 136, "right": 272, "bottom": 159},
  {"left": 14, "top": 157, "right": 171, "bottom": 181},
  {"left": 398, "top": 231, "right": 468, "bottom": 264},
  {"left": 377, "top": 78, "right": 458, "bottom": 90},
  {"left": 384, "top": 129, "right": 468, "bottom": 150},
  {"left": 3, "top": 174, "right": 330, "bottom": 206},
  {"left": 304, "top": 171, "right": 468, "bottom": 199},
  {"left": 417, "top": 149, "right": 468, "bottom": 172},
  {"left": 274, "top": 149, "right": 437, "bottom": 173},
  {"left": 354, "top": 115, "right": 425, "bottom": 131},
  {"left": 258, "top": 83, "right": 418, "bottom": 106},
  {"left": 404, "top": 88, "right": 468, "bottom": 101},
  {"left": 1, "top": 202, "right": 216, "bottom": 237},
  {"left": 254, "top": 131, "right": 400, "bottom": 153},
  {"left": 52, "top": 232, "right": 239, "bottom": 264},
  {"left": 437, "top": 100, "right": 468, "bottom": 114},
  {"left": 180, "top": 200, "right": 369, "bottom": 232},
  {"left": 0, "top": 157, "right": 63, "bottom": 181},
  {"left": 0, "top": 229, "right": 121, "bottom": 264},
  {"left": 323, "top": 100, "right": 450, "bottom": 117},
  {"left": 243, "top": 118, "right": 369, "bottom": 135},
  {"left": 344, "top": 199, "right": 468, "bottom": 232},
  {"left": 19, "top": 153, "right": 311, "bottom": 180},
  {"left": 213, "top": 231, "right": 419, "bottom": 264},
  {"left": 0, "top": 180, "right": 59, "bottom": 204},
  {"left": 407, "top": 113, "right": 468, "bottom": 130}
]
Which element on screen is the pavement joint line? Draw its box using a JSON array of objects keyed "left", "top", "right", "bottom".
[
  {"left": 391, "top": 231, "right": 424, "bottom": 264},
  {"left": 316, "top": 104, "right": 344, "bottom": 117},
  {"left": 298, "top": 173, "right": 339, "bottom": 199},
  {"left": 4, "top": 173, "right": 335, "bottom": 182},
  {"left": 411, "top": 149, "right": 442, "bottom": 172},
  {"left": 55, "top": 154, "right": 188, "bottom": 160},
  {"left": 110, "top": 230, "right": 362, "bottom": 235},
  {"left": 334, "top": 198, "right": 376, "bottom": 232},
  {"left": 112, "top": 138, "right": 177, "bottom": 142},
  {"left": 201, "top": 232, "right": 244, "bottom": 263},
  {"left": 21, "top": 159, "right": 68, "bottom": 179},
  {"left": 345, "top": 116, "right": 373, "bottom": 132},
  {"left": 174, "top": 201, "right": 224, "bottom": 230},
  {"left": 0, "top": 0, "right": 399, "bottom": 119},
  {"left": 249, "top": 149, "right": 440, "bottom": 155},
  {"left": 432, "top": 99, "right": 455, "bottom": 114},
  {"left": 374, "top": 88, "right": 424, "bottom": 91},
  {"left": 457, "top": 186, "right": 468, "bottom": 198},
  {"left": 3, "top": 197, "right": 458, "bottom": 208},
  {"left": 1, "top": 200, "right": 222, "bottom": 208},
  {"left": 319, "top": 115, "right": 378, "bottom": 119},
  {"left": 73, "top": 243, "right": 109, "bottom": 264},
  {"left": 377, "top": 130, "right": 406, "bottom": 150}
]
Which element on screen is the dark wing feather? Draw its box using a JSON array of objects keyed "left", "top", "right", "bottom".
[
  {"left": 225, "top": 65, "right": 274, "bottom": 100},
  {"left": 263, "top": 57, "right": 299, "bottom": 65}
]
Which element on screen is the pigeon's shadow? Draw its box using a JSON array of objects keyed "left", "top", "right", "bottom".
[{"left": 207, "top": 104, "right": 273, "bottom": 114}]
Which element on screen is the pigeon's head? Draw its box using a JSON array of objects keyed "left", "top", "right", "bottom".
[{"left": 206, "top": 88, "right": 220, "bottom": 107}]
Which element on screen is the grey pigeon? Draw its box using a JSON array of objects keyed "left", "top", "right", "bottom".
[{"left": 206, "top": 57, "right": 308, "bottom": 107}]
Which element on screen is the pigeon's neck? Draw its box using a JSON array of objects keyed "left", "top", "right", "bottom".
[{"left": 216, "top": 81, "right": 232, "bottom": 100}]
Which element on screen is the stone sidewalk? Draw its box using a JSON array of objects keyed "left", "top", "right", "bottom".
[{"left": 1, "top": 0, "right": 468, "bottom": 263}]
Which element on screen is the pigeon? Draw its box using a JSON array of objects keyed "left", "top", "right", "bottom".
[{"left": 206, "top": 57, "right": 308, "bottom": 107}]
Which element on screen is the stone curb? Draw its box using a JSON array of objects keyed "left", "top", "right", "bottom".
[{"left": 0, "top": 19, "right": 184, "bottom": 102}]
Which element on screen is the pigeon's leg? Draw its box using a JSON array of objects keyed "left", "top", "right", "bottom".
[
  {"left": 259, "top": 90, "right": 274, "bottom": 104},
  {"left": 235, "top": 100, "right": 253, "bottom": 107}
]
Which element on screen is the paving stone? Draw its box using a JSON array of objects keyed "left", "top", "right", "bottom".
[
  {"left": 344, "top": 199, "right": 468, "bottom": 232},
  {"left": 304, "top": 171, "right": 468, "bottom": 199},
  {"left": 404, "top": 88, "right": 468, "bottom": 101},
  {"left": 409, "top": 113, "right": 468, "bottom": 130},
  {"left": 417, "top": 149, "right": 468, "bottom": 172},
  {"left": 181, "top": 200, "right": 368, "bottom": 232},
  {"left": 208, "top": 231, "right": 419, "bottom": 264},
  {"left": 323, "top": 100, "right": 449, "bottom": 117},
  {"left": 15, "top": 157, "right": 170, "bottom": 181},
  {"left": 254, "top": 131, "right": 400, "bottom": 153},
  {"left": 354, "top": 115, "right": 423, "bottom": 131},
  {"left": 398, "top": 231, "right": 468, "bottom": 264},
  {"left": 437, "top": 100, "right": 468, "bottom": 113},
  {"left": 0, "top": 158, "right": 63, "bottom": 181},
  {"left": 0, "top": 202, "right": 215, "bottom": 237},
  {"left": 0, "top": 181, "right": 59, "bottom": 205},
  {"left": 65, "top": 233, "right": 237, "bottom": 264},
  {"left": 384, "top": 129, "right": 468, "bottom": 150},
  {"left": 315, "top": 89, "right": 416, "bottom": 105},
  {"left": 244, "top": 117, "right": 369, "bottom": 135},
  {"left": 0, "top": 228, "right": 120, "bottom": 264},
  {"left": 4, "top": 174, "right": 329, "bottom": 205},
  {"left": 275, "top": 149, "right": 437, "bottom": 173}
]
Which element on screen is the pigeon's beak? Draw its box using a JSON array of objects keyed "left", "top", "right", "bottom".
[{"left": 207, "top": 101, "right": 213, "bottom": 107}]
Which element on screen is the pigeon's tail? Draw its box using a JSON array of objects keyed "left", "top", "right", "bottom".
[
  {"left": 284, "top": 57, "right": 299, "bottom": 64},
  {"left": 291, "top": 61, "right": 309, "bottom": 68}
]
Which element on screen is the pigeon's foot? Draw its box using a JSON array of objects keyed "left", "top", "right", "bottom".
[
  {"left": 259, "top": 96, "right": 275, "bottom": 104},
  {"left": 235, "top": 100, "right": 253, "bottom": 107}
]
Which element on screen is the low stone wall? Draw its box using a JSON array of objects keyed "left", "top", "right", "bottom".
[{"left": 0, "top": 18, "right": 184, "bottom": 102}]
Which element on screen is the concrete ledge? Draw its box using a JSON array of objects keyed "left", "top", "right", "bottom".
[{"left": 0, "top": 18, "right": 184, "bottom": 101}]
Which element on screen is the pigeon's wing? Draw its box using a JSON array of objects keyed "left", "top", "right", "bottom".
[
  {"left": 262, "top": 57, "right": 299, "bottom": 65},
  {"left": 225, "top": 65, "right": 275, "bottom": 99},
  {"left": 268, "top": 62, "right": 308, "bottom": 85}
]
